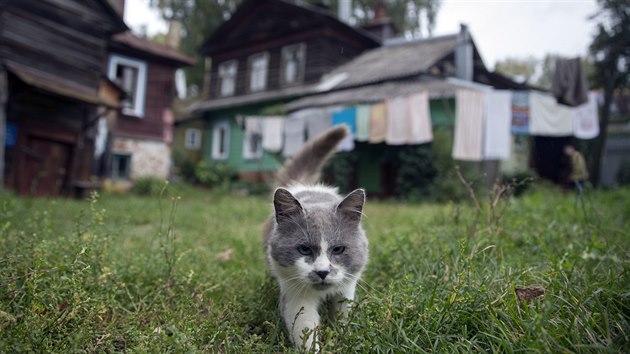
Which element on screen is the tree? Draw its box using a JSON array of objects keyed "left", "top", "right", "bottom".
[
  {"left": 312, "top": 0, "right": 441, "bottom": 38},
  {"left": 151, "top": 0, "right": 441, "bottom": 96},
  {"left": 588, "top": 0, "right": 630, "bottom": 186},
  {"left": 494, "top": 57, "right": 539, "bottom": 85}
]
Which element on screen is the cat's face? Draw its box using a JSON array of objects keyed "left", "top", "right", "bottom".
[{"left": 269, "top": 188, "right": 368, "bottom": 291}]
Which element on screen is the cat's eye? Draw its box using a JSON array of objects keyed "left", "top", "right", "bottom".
[
  {"left": 297, "top": 245, "right": 313, "bottom": 256},
  {"left": 332, "top": 246, "right": 345, "bottom": 255}
]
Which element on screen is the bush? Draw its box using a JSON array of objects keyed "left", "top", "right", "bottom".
[
  {"left": 396, "top": 145, "right": 438, "bottom": 200},
  {"left": 617, "top": 159, "right": 630, "bottom": 186},
  {"left": 132, "top": 177, "right": 167, "bottom": 196},
  {"left": 194, "top": 160, "right": 236, "bottom": 188},
  {"left": 172, "top": 151, "right": 198, "bottom": 183}
]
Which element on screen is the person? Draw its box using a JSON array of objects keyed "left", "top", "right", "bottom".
[{"left": 564, "top": 145, "right": 589, "bottom": 195}]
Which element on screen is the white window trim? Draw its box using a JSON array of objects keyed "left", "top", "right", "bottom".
[
  {"left": 218, "top": 60, "right": 238, "bottom": 97},
  {"left": 242, "top": 130, "right": 262, "bottom": 160},
  {"left": 281, "top": 43, "right": 306, "bottom": 86},
  {"left": 248, "top": 52, "right": 269, "bottom": 92},
  {"left": 184, "top": 128, "right": 202, "bottom": 150},
  {"left": 107, "top": 54, "right": 148, "bottom": 118},
  {"left": 211, "top": 121, "right": 230, "bottom": 160}
]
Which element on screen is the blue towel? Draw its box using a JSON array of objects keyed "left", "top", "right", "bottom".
[{"left": 331, "top": 107, "right": 357, "bottom": 133}]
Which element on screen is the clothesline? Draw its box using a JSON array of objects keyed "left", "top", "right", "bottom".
[{"left": 239, "top": 88, "right": 600, "bottom": 161}]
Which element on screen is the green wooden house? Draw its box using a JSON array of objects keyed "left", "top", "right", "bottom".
[{"left": 175, "top": 0, "right": 379, "bottom": 181}]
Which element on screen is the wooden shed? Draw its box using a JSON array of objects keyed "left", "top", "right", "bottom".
[{"left": 0, "top": 0, "right": 127, "bottom": 197}]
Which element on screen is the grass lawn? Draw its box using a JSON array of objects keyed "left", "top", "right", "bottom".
[{"left": 1, "top": 183, "right": 629, "bottom": 352}]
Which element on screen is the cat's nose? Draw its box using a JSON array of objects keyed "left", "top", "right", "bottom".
[{"left": 315, "top": 270, "right": 329, "bottom": 280}]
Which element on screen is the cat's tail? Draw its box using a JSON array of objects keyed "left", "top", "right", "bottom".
[{"left": 276, "top": 125, "right": 348, "bottom": 187}]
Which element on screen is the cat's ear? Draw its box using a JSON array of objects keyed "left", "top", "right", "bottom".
[
  {"left": 336, "top": 189, "right": 365, "bottom": 223},
  {"left": 273, "top": 188, "right": 303, "bottom": 223}
]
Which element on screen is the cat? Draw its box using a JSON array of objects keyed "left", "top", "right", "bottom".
[{"left": 263, "top": 125, "right": 368, "bottom": 350}]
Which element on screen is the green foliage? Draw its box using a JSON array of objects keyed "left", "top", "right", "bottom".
[
  {"left": 395, "top": 144, "right": 437, "bottom": 200},
  {"left": 1, "top": 185, "right": 629, "bottom": 352},
  {"left": 172, "top": 151, "right": 198, "bottom": 183},
  {"left": 323, "top": 151, "right": 359, "bottom": 193},
  {"left": 194, "top": 160, "right": 236, "bottom": 188},
  {"left": 132, "top": 177, "right": 168, "bottom": 196},
  {"left": 616, "top": 159, "right": 630, "bottom": 185}
]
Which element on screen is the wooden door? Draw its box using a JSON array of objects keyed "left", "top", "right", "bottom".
[{"left": 22, "top": 137, "right": 71, "bottom": 197}]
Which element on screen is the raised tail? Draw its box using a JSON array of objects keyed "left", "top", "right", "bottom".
[{"left": 276, "top": 125, "right": 348, "bottom": 187}]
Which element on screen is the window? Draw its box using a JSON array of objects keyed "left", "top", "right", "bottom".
[
  {"left": 248, "top": 53, "right": 269, "bottom": 92},
  {"left": 218, "top": 60, "right": 237, "bottom": 97},
  {"left": 184, "top": 128, "right": 202, "bottom": 150},
  {"left": 211, "top": 121, "right": 230, "bottom": 160},
  {"left": 281, "top": 44, "right": 306, "bottom": 85},
  {"left": 112, "top": 153, "right": 132, "bottom": 180},
  {"left": 242, "top": 122, "right": 262, "bottom": 160},
  {"left": 108, "top": 54, "right": 147, "bottom": 117}
]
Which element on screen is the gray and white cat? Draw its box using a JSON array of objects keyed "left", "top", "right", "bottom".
[{"left": 263, "top": 125, "right": 368, "bottom": 349}]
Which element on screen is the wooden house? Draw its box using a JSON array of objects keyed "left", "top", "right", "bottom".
[
  {"left": 0, "top": 0, "right": 127, "bottom": 197},
  {"left": 176, "top": 0, "right": 379, "bottom": 181},
  {"left": 104, "top": 28, "right": 195, "bottom": 182}
]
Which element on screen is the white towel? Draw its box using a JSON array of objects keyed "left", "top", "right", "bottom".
[
  {"left": 453, "top": 89, "right": 485, "bottom": 161},
  {"left": 529, "top": 92, "right": 574, "bottom": 136},
  {"left": 407, "top": 92, "right": 433, "bottom": 144},
  {"left": 355, "top": 105, "right": 371, "bottom": 142},
  {"left": 483, "top": 90, "right": 512, "bottom": 160},
  {"left": 386, "top": 96, "right": 408, "bottom": 145},
  {"left": 303, "top": 108, "right": 331, "bottom": 140},
  {"left": 262, "top": 116, "right": 284, "bottom": 152},
  {"left": 282, "top": 114, "right": 305, "bottom": 157},
  {"left": 573, "top": 91, "right": 599, "bottom": 140}
]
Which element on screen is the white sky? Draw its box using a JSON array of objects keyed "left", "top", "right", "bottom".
[{"left": 124, "top": 0, "right": 600, "bottom": 69}]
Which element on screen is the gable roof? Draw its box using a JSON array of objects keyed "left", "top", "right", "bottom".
[
  {"left": 321, "top": 34, "right": 460, "bottom": 91},
  {"left": 199, "top": 0, "right": 379, "bottom": 56},
  {"left": 110, "top": 32, "right": 195, "bottom": 67}
]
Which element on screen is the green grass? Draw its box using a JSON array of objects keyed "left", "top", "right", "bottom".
[{"left": 1, "top": 183, "right": 629, "bottom": 353}]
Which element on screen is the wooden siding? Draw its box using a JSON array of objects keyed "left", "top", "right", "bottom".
[
  {"left": 208, "top": 34, "right": 370, "bottom": 99},
  {"left": 113, "top": 60, "right": 176, "bottom": 141}
]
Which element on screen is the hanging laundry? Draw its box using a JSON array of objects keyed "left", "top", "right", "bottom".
[
  {"left": 453, "top": 89, "right": 485, "bottom": 161},
  {"left": 573, "top": 91, "right": 599, "bottom": 140},
  {"left": 368, "top": 102, "right": 387, "bottom": 143},
  {"left": 262, "top": 116, "right": 284, "bottom": 153},
  {"left": 552, "top": 57, "right": 588, "bottom": 107},
  {"left": 282, "top": 114, "right": 306, "bottom": 157},
  {"left": 355, "top": 105, "right": 371, "bottom": 141},
  {"left": 331, "top": 107, "right": 357, "bottom": 133},
  {"left": 331, "top": 107, "right": 356, "bottom": 152},
  {"left": 243, "top": 117, "right": 263, "bottom": 159},
  {"left": 303, "top": 108, "right": 331, "bottom": 140},
  {"left": 483, "top": 90, "right": 512, "bottom": 160},
  {"left": 511, "top": 91, "right": 529, "bottom": 135},
  {"left": 407, "top": 92, "right": 433, "bottom": 144},
  {"left": 385, "top": 96, "right": 408, "bottom": 145},
  {"left": 529, "top": 92, "right": 574, "bottom": 136}
]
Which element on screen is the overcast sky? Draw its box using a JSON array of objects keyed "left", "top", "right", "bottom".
[{"left": 124, "top": 0, "right": 600, "bottom": 68}]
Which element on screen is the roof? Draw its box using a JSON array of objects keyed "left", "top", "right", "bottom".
[
  {"left": 111, "top": 32, "right": 195, "bottom": 66},
  {"left": 286, "top": 78, "right": 493, "bottom": 111},
  {"left": 199, "top": 0, "right": 379, "bottom": 56},
  {"left": 322, "top": 34, "right": 459, "bottom": 90},
  {"left": 6, "top": 62, "right": 115, "bottom": 107},
  {"left": 185, "top": 84, "right": 319, "bottom": 116}
]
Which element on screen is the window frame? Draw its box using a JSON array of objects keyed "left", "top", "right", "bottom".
[
  {"left": 112, "top": 152, "right": 132, "bottom": 180},
  {"left": 107, "top": 54, "right": 148, "bottom": 118},
  {"left": 184, "top": 128, "right": 202, "bottom": 150},
  {"left": 280, "top": 43, "right": 306, "bottom": 86},
  {"left": 211, "top": 121, "right": 230, "bottom": 161},
  {"left": 242, "top": 126, "right": 263, "bottom": 160},
  {"left": 218, "top": 60, "right": 238, "bottom": 97},
  {"left": 248, "top": 52, "right": 269, "bottom": 92}
]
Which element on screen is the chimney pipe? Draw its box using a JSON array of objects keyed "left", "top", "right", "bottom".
[
  {"left": 455, "top": 24, "right": 473, "bottom": 81},
  {"left": 338, "top": 0, "right": 351, "bottom": 24}
]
